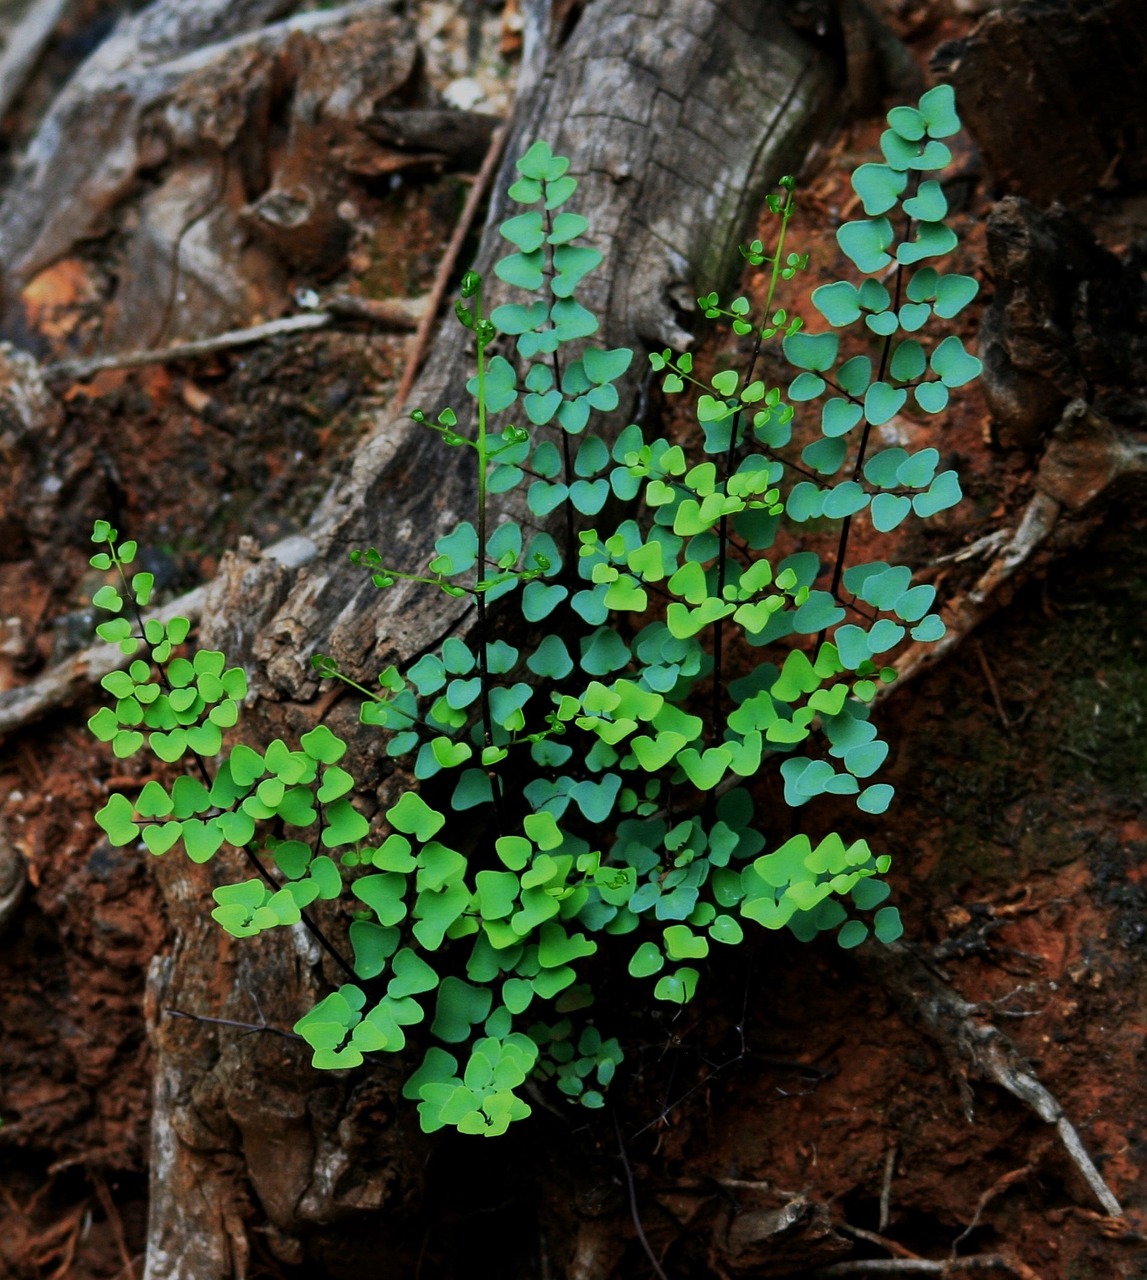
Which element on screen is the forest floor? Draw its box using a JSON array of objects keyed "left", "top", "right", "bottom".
[{"left": 0, "top": 2, "right": 1145, "bottom": 1278}]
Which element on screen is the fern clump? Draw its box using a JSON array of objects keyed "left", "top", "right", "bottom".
[{"left": 89, "top": 87, "right": 980, "bottom": 1135}]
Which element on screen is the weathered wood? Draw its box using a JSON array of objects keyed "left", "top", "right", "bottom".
[
  {"left": 936, "top": 0, "right": 1147, "bottom": 204},
  {"left": 0, "top": 0, "right": 422, "bottom": 340},
  {"left": 236, "top": 0, "right": 837, "bottom": 698},
  {"left": 142, "top": 3, "right": 838, "bottom": 1275},
  {"left": 978, "top": 196, "right": 1145, "bottom": 450},
  {"left": 0, "top": 0, "right": 300, "bottom": 305}
]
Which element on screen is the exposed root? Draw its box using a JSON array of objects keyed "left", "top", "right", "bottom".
[{"left": 869, "top": 941, "right": 1123, "bottom": 1218}]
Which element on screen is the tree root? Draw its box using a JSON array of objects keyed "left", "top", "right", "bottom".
[{"left": 868, "top": 941, "right": 1123, "bottom": 1218}]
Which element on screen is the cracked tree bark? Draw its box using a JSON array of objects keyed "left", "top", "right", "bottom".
[{"left": 142, "top": 2, "right": 839, "bottom": 1276}]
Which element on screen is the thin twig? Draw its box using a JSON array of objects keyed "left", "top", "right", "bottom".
[
  {"left": 89, "top": 1167, "right": 134, "bottom": 1278},
  {"left": 44, "top": 299, "right": 424, "bottom": 384},
  {"left": 165, "top": 1007, "right": 305, "bottom": 1041},
  {"left": 613, "top": 1111, "right": 669, "bottom": 1280},
  {"left": 879, "top": 1142, "right": 898, "bottom": 1232},
  {"left": 972, "top": 638, "right": 1010, "bottom": 729},
  {"left": 816, "top": 1256, "right": 1043, "bottom": 1279},
  {"left": 840, "top": 1223, "right": 921, "bottom": 1260},
  {"left": 46, "top": 314, "right": 332, "bottom": 383},
  {"left": 393, "top": 123, "right": 508, "bottom": 411},
  {"left": 951, "top": 1165, "right": 1032, "bottom": 1258}
]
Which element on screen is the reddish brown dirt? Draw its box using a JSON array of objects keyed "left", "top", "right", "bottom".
[{"left": 2, "top": 10, "right": 1146, "bottom": 1280}]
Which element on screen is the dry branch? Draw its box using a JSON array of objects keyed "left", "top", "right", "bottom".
[
  {"left": 44, "top": 298, "right": 426, "bottom": 383},
  {"left": 869, "top": 941, "right": 1123, "bottom": 1218}
]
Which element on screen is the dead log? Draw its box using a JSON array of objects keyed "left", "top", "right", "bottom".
[
  {"left": 141, "top": 2, "right": 839, "bottom": 1275},
  {"left": 935, "top": 0, "right": 1147, "bottom": 204},
  {"left": 978, "top": 196, "right": 1146, "bottom": 451},
  {"left": 0, "top": 0, "right": 429, "bottom": 343}
]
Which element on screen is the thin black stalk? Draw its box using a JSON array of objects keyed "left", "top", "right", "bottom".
[
  {"left": 709, "top": 186, "right": 796, "bottom": 746},
  {"left": 821, "top": 177, "right": 920, "bottom": 635}
]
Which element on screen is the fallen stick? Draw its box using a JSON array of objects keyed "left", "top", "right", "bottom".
[
  {"left": 44, "top": 297, "right": 426, "bottom": 384},
  {"left": 392, "top": 122, "right": 508, "bottom": 411},
  {"left": 816, "top": 1256, "right": 1042, "bottom": 1279}
]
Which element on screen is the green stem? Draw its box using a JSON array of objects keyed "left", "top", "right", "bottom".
[{"left": 472, "top": 286, "right": 506, "bottom": 833}]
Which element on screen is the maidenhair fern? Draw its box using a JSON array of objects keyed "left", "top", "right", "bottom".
[{"left": 88, "top": 86, "right": 980, "bottom": 1136}]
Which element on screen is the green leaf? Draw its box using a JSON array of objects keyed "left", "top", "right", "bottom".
[
  {"left": 662, "top": 924, "right": 708, "bottom": 960},
  {"left": 913, "top": 470, "right": 962, "bottom": 518},
  {"left": 874, "top": 905, "right": 904, "bottom": 942},
  {"left": 802, "top": 436, "right": 848, "bottom": 476},
  {"left": 897, "top": 221, "right": 958, "bottom": 266},
  {"left": 863, "top": 382, "right": 907, "bottom": 426},
  {"left": 653, "top": 967, "right": 699, "bottom": 1005},
  {"left": 388, "top": 948, "right": 440, "bottom": 998},
  {"left": 811, "top": 280, "right": 861, "bottom": 326},
  {"left": 387, "top": 791, "right": 446, "bottom": 841},
  {"left": 887, "top": 105, "right": 925, "bottom": 141},
  {"left": 527, "top": 634, "right": 573, "bottom": 680},
  {"left": 500, "top": 210, "right": 545, "bottom": 252},
  {"left": 677, "top": 746, "right": 731, "bottom": 790},
  {"left": 432, "top": 977, "right": 493, "bottom": 1043},
  {"left": 783, "top": 331, "right": 838, "bottom": 372},
  {"left": 837, "top": 218, "right": 893, "bottom": 273},
  {"left": 902, "top": 180, "right": 947, "bottom": 222},
  {"left": 788, "top": 372, "right": 825, "bottom": 401},
  {"left": 890, "top": 340, "right": 926, "bottom": 383},
  {"left": 822, "top": 398, "right": 863, "bottom": 438},
  {"left": 552, "top": 251, "right": 603, "bottom": 303},
  {"left": 918, "top": 83, "right": 960, "bottom": 138},
  {"left": 857, "top": 784, "right": 894, "bottom": 814},
  {"left": 92, "top": 585, "right": 123, "bottom": 612},
  {"left": 300, "top": 724, "right": 347, "bottom": 764},
  {"left": 583, "top": 346, "right": 633, "bottom": 384},
  {"left": 932, "top": 274, "right": 979, "bottom": 319},
  {"left": 321, "top": 798, "right": 370, "bottom": 848},
  {"left": 915, "top": 381, "right": 950, "bottom": 414},
  {"left": 95, "top": 793, "right": 139, "bottom": 845},
  {"left": 836, "top": 355, "right": 872, "bottom": 397},
  {"left": 850, "top": 163, "right": 907, "bottom": 216},
  {"left": 837, "top": 920, "right": 869, "bottom": 949},
  {"left": 930, "top": 336, "right": 982, "bottom": 388},
  {"left": 495, "top": 249, "right": 544, "bottom": 290}
]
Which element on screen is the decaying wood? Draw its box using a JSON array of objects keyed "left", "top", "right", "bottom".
[
  {"left": 976, "top": 196, "right": 1145, "bottom": 452},
  {"left": 0, "top": 0, "right": 71, "bottom": 124},
  {"left": 139, "top": 3, "right": 838, "bottom": 1275},
  {"left": 358, "top": 106, "right": 503, "bottom": 169},
  {"left": 0, "top": 0, "right": 300, "bottom": 305},
  {"left": 884, "top": 190, "right": 1147, "bottom": 695},
  {"left": 885, "top": 402, "right": 1147, "bottom": 696},
  {"left": 937, "top": 0, "right": 1147, "bottom": 205},
  {"left": 237, "top": 0, "right": 837, "bottom": 698},
  {"left": 868, "top": 941, "right": 1123, "bottom": 1219},
  {"left": 0, "top": 0, "right": 432, "bottom": 342}
]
